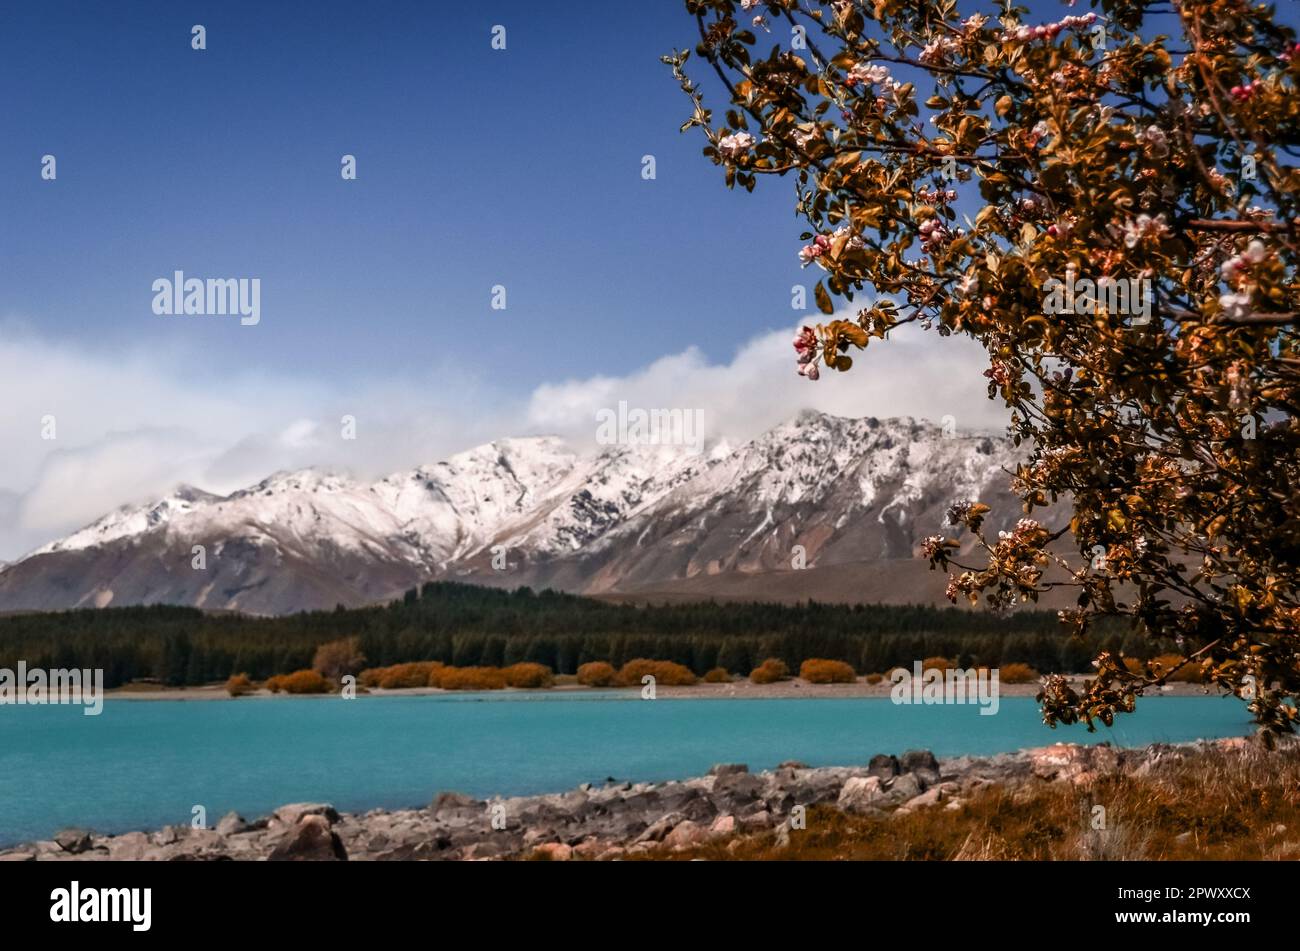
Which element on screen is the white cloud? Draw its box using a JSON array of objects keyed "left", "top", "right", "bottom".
[
  {"left": 0, "top": 318, "right": 1005, "bottom": 560},
  {"left": 527, "top": 318, "right": 1006, "bottom": 449}
]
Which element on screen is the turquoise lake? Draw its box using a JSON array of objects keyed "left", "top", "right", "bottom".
[{"left": 0, "top": 692, "right": 1252, "bottom": 846}]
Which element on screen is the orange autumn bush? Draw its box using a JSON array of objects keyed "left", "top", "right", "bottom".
[
  {"left": 438, "top": 666, "right": 507, "bottom": 691},
  {"left": 225, "top": 673, "right": 253, "bottom": 697},
  {"left": 266, "top": 669, "right": 331, "bottom": 695},
  {"left": 1152, "top": 654, "right": 1205, "bottom": 684},
  {"left": 999, "top": 663, "right": 1040, "bottom": 685},
  {"left": 502, "top": 662, "right": 554, "bottom": 688},
  {"left": 800, "top": 659, "right": 856, "bottom": 684},
  {"left": 703, "top": 667, "right": 732, "bottom": 683},
  {"left": 358, "top": 661, "right": 444, "bottom": 689},
  {"left": 617, "top": 658, "right": 697, "bottom": 687},
  {"left": 576, "top": 661, "right": 617, "bottom": 687},
  {"left": 750, "top": 658, "right": 789, "bottom": 685}
]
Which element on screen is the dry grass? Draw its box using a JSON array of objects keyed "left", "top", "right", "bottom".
[{"left": 649, "top": 744, "right": 1300, "bottom": 861}]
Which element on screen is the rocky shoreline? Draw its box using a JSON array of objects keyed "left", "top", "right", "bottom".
[{"left": 0, "top": 737, "right": 1266, "bottom": 862}]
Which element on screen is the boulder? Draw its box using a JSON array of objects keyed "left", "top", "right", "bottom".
[
  {"left": 663, "top": 820, "right": 708, "bottom": 849},
  {"left": 776, "top": 760, "right": 808, "bottom": 770},
  {"left": 268, "top": 814, "right": 348, "bottom": 861},
  {"left": 709, "top": 814, "right": 737, "bottom": 837},
  {"left": 1028, "top": 743, "right": 1121, "bottom": 784},
  {"left": 215, "top": 812, "right": 248, "bottom": 836},
  {"left": 899, "top": 749, "right": 940, "bottom": 773},
  {"left": 708, "top": 763, "right": 749, "bottom": 777},
  {"left": 867, "top": 754, "right": 900, "bottom": 779},
  {"left": 903, "top": 785, "right": 946, "bottom": 810},
  {"left": 106, "top": 831, "right": 152, "bottom": 861},
  {"left": 837, "top": 776, "right": 885, "bottom": 813},
  {"left": 53, "top": 828, "right": 93, "bottom": 854},
  {"left": 712, "top": 771, "right": 764, "bottom": 803},
  {"left": 887, "top": 772, "right": 925, "bottom": 801},
  {"left": 272, "top": 803, "right": 340, "bottom": 828},
  {"left": 635, "top": 812, "right": 685, "bottom": 844},
  {"left": 430, "top": 791, "right": 481, "bottom": 816}
]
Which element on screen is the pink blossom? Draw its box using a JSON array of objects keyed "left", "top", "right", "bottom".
[{"left": 717, "top": 131, "right": 756, "bottom": 160}]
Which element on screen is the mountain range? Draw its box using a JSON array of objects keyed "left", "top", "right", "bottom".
[{"left": 0, "top": 412, "right": 1052, "bottom": 615}]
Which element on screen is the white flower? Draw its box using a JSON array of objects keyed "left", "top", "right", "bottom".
[
  {"left": 1219, "top": 290, "right": 1253, "bottom": 320},
  {"left": 1119, "top": 213, "right": 1169, "bottom": 248},
  {"left": 717, "top": 131, "right": 756, "bottom": 159},
  {"left": 1243, "top": 239, "right": 1268, "bottom": 264},
  {"left": 847, "top": 62, "right": 892, "bottom": 86},
  {"left": 1142, "top": 125, "right": 1168, "bottom": 157}
]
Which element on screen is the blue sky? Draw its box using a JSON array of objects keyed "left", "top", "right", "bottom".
[
  {"left": 1, "top": 0, "right": 805, "bottom": 383},
  {"left": 3, "top": 1, "right": 1113, "bottom": 558}
]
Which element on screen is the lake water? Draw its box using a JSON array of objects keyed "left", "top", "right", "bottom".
[{"left": 0, "top": 692, "right": 1252, "bottom": 846}]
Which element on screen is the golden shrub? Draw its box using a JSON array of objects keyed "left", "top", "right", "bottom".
[
  {"left": 865, "top": 673, "right": 884, "bottom": 685},
  {"left": 276, "top": 669, "right": 332, "bottom": 694},
  {"left": 921, "top": 656, "right": 953, "bottom": 673},
  {"left": 357, "top": 661, "right": 444, "bottom": 690},
  {"left": 225, "top": 673, "right": 253, "bottom": 697},
  {"left": 800, "top": 658, "right": 856, "bottom": 684},
  {"left": 576, "top": 661, "right": 617, "bottom": 687},
  {"left": 438, "top": 666, "right": 508, "bottom": 690},
  {"left": 999, "top": 662, "right": 1040, "bottom": 684},
  {"left": 749, "top": 658, "right": 789, "bottom": 685},
  {"left": 502, "top": 662, "right": 554, "bottom": 688},
  {"left": 617, "top": 659, "right": 697, "bottom": 687},
  {"left": 1152, "top": 654, "right": 1204, "bottom": 683},
  {"left": 703, "top": 667, "right": 732, "bottom": 683}
]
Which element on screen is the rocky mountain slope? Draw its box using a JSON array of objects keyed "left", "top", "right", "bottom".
[{"left": 0, "top": 412, "right": 1044, "bottom": 614}]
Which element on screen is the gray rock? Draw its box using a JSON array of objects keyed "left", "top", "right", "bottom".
[
  {"left": 268, "top": 814, "right": 347, "bottom": 861},
  {"left": 900, "top": 749, "right": 939, "bottom": 773},
  {"left": 272, "top": 802, "right": 340, "bottom": 828},
  {"left": 215, "top": 812, "right": 247, "bottom": 836},
  {"left": 106, "top": 831, "right": 151, "bottom": 861},
  {"left": 708, "top": 763, "right": 749, "bottom": 777},
  {"left": 867, "top": 754, "right": 900, "bottom": 778},
  {"left": 635, "top": 812, "right": 685, "bottom": 844},
  {"left": 53, "top": 828, "right": 93, "bottom": 854},
  {"left": 887, "top": 772, "right": 925, "bottom": 801},
  {"left": 837, "top": 776, "right": 885, "bottom": 813}
]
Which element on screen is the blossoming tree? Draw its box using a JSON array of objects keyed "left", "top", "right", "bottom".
[{"left": 669, "top": 0, "right": 1299, "bottom": 734}]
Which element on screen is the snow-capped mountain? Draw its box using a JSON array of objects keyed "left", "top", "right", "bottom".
[{"left": 0, "top": 412, "right": 1037, "bottom": 614}]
